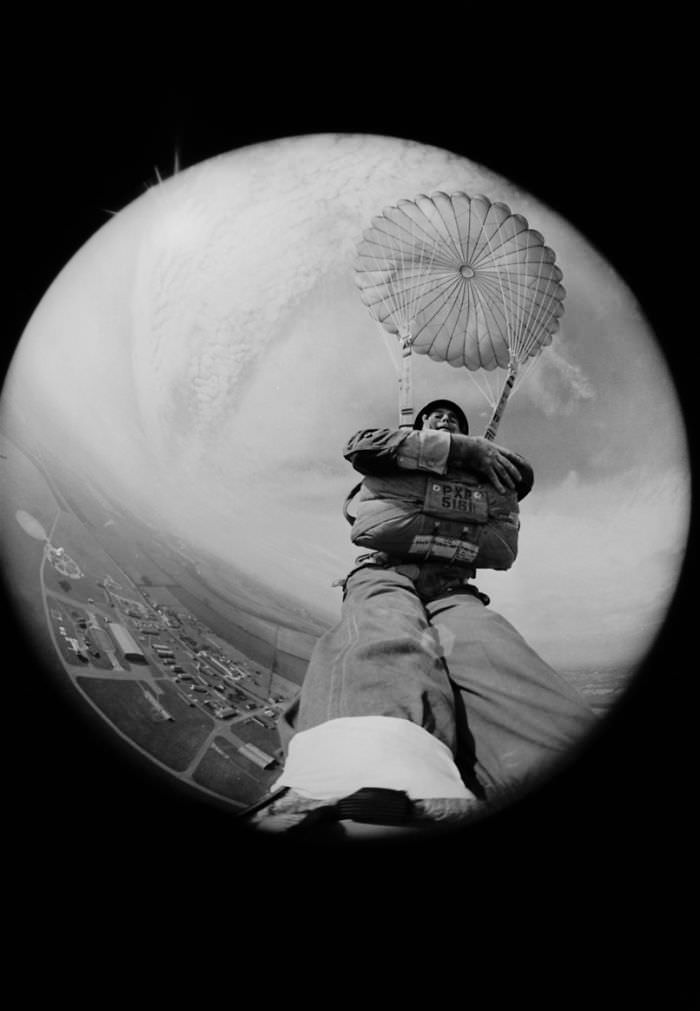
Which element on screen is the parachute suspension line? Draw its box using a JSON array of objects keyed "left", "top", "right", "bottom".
[
  {"left": 509, "top": 224, "right": 527, "bottom": 362},
  {"left": 466, "top": 204, "right": 501, "bottom": 376},
  {"left": 362, "top": 219, "right": 410, "bottom": 382},
  {"left": 402, "top": 211, "right": 422, "bottom": 333},
  {"left": 452, "top": 274, "right": 500, "bottom": 410},
  {"left": 377, "top": 322, "right": 401, "bottom": 377},
  {"left": 527, "top": 264, "right": 559, "bottom": 360},
  {"left": 500, "top": 236, "right": 543, "bottom": 421},
  {"left": 464, "top": 365, "right": 499, "bottom": 412},
  {"left": 376, "top": 229, "right": 406, "bottom": 333},
  {"left": 472, "top": 207, "right": 557, "bottom": 435},
  {"left": 509, "top": 226, "right": 558, "bottom": 367},
  {"left": 370, "top": 215, "right": 416, "bottom": 426},
  {"left": 476, "top": 220, "right": 527, "bottom": 368},
  {"left": 511, "top": 240, "right": 543, "bottom": 363},
  {"left": 403, "top": 207, "right": 447, "bottom": 339}
]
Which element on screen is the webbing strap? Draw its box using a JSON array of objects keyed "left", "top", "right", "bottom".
[
  {"left": 286, "top": 788, "right": 413, "bottom": 834},
  {"left": 335, "top": 787, "right": 412, "bottom": 825}
]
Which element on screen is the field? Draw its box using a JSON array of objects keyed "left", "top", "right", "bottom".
[
  {"left": 193, "top": 738, "right": 280, "bottom": 806},
  {"left": 1, "top": 430, "right": 305, "bottom": 814},
  {"left": 77, "top": 677, "right": 216, "bottom": 772}
]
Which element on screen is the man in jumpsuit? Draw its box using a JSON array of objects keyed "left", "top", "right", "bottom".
[{"left": 252, "top": 400, "right": 596, "bottom": 837}]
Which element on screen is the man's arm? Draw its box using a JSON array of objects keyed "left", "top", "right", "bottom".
[
  {"left": 344, "top": 428, "right": 534, "bottom": 499},
  {"left": 344, "top": 427, "right": 451, "bottom": 477},
  {"left": 448, "top": 434, "right": 534, "bottom": 500}
]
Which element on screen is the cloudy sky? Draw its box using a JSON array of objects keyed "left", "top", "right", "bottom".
[{"left": 2, "top": 133, "right": 690, "bottom": 674}]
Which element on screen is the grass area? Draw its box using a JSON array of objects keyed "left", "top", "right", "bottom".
[
  {"left": 49, "top": 511, "right": 132, "bottom": 593},
  {"left": 192, "top": 737, "right": 278, "bottom": 806},
  {"left": 76, "top": 677, "right": 214, "bottom": 771},
  {"left": 96, "top": 528, "right": 176, "bottom": 587},
  {"left": 234, "top": 717, "right": 283, "bottom": 755}
]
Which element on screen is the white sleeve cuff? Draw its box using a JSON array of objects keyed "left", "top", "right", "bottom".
[
  {"left": 272, "top": 716, "right": 475, "bottom": 801},
  {"left": 395, "top": 429, "right": 451, "bottom": 474}
]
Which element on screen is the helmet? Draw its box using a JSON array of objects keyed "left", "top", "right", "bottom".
[{"left": 414, "top": 399, "right": 469, "bottom": 435}]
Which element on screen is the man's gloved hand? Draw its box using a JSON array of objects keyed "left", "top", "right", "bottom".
[{"left": 448, "top": 435, "right": 532, "bottom": 495}]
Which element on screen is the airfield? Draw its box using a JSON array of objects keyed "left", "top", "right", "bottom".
[{"left": 0, "top": 428, "right": 331, "bottom": 814}]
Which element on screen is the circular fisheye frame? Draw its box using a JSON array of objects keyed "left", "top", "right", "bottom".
[{"left": 0, "top": 133, "right": 691, "bottom": 842}]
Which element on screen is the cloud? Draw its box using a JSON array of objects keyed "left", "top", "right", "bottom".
[
  {"left": 476, "top": 461, "right": 691, "bottom": 670},
  {"left": 522, "top": 346, "right": 596, "bottom": 417}
]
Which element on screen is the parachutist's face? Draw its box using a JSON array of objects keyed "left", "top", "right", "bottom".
[{"left": 422, "top": 409, "right": 462, "bottom": 434}]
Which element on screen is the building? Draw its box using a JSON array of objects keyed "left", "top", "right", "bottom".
[
  {"left": 238, "top": 743, "right": 276, "bottom": 769},
  {"left": 107, "top": 621, "right": 147, "bottom": 663},
  {"left": 207, "top": 654, "right": 236, "bottom": 678},
  {"left": 87, "top": 626, "right": 112, "bottom": 653},
  {"left": 65, "top": 637, "right": 89, "bottom": 661}
]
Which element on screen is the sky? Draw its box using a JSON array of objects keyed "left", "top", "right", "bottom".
[{"left": 1, "top": 133, "right": 691, "bottom": 674}]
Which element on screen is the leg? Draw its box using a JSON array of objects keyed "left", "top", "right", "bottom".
[
  {"left": 277, "top": 565, "right": 458, "bottom": 755},
  {"left": 426, "top": 593, "right": 598, "bottom": 796},
  {"left": 255, "top": 570, "right": 481, "bottom": 830}
]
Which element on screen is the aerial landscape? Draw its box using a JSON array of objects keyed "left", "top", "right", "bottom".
[
  {"left": 1, "top": 419, "right": 330, "bottom": 816},
  {"left": 1, "top": 409, "right": 640, "bottom": 823}
]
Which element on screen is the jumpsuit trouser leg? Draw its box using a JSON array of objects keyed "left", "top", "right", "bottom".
[
  {"left": 277, "top": 565, "right": 457, "bottom": 756},
  {"left": 277, "top": 565, "right": 598, "bottom": 798},
  {"left": 426, "top": 592, "right": 598, "bottom": 795}
]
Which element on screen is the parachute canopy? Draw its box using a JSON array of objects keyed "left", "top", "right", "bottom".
[{"left": 354, "top": 191, "right": 566, "bottom": 374}]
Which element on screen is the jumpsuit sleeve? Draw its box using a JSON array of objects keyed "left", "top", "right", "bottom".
[
  {"left": 343, "top": 428, "right": 452, "bottom": 477},
  {"left": 345, "top": 428, "right": 535, "bottom": 499}
]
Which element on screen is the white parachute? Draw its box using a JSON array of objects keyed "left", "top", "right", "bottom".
[{"left": 354, "top": 191, "right": 566, "bottom": 439}]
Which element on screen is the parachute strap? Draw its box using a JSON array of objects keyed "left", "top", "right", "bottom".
[
  {"left": 483, "top": 359, "right": 519, "bottom": 441},
  {"left": 398, "top": 332, "right": 414, "bottom": 429}
]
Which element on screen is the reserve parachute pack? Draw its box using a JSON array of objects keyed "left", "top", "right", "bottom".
[{"left": 343, "top": 470, "right": 520, "bottom": 571}]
